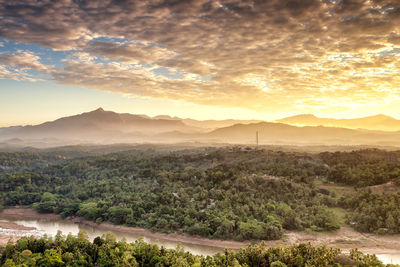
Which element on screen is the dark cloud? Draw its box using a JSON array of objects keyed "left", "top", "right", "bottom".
[{"left": 86, "top": 41, "right": 176, "bottom": 64}]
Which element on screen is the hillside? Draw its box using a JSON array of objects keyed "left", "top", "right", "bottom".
[
  {"left": 278, "top": 114, "right": 400, "bottom": 131},
  {"left": 205, "top": 121, "right": 400, "bottom": 145},
  {"left": 0, "top": 108, "right": 198, "bottom": 143},
  {"left": 149, "top": 115, "right": 262, "bottom": 131},
  {"left": 2, "top": 109, "right": 400, "bottom": 147},
  {"left": 182, "top": 118, "right": 263, "bottom": 131}
]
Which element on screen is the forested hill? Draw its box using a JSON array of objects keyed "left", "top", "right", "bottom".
[{"left": 1, "top": 146, "right": 400, "bottom": 241}]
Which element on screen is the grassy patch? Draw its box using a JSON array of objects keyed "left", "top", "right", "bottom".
[
  {"left": 314, "top": 179, "right": 357, "bottom": 197},
  {"left": 327, "top": 207, "right": 348, "bottom": 225}
]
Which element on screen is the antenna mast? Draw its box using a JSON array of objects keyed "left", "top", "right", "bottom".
[{"left": 256, "top": 131, "right": 259, "bottom": 147}]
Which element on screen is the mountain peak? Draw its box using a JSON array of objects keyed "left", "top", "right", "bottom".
[
  {"left": 93, "top": 107, "right": 105, "bottom": 112},
  {"left": 278, "top": 114, "right": 319, "bottom": 122}
]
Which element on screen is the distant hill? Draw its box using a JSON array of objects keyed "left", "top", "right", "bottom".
[
  {"left": 204, "top": 121, "right": 400, "bottom": 145},
  {"left": 1, "top": 109, "right": 400, "bottom": 148},
  {"left": 277, "top": 114, "right": 400, "bottom": 131},
  {"left": 149, "top": 115, "right": 262, "bottom": 131},
  {"left": 0, "top": 108, "right": 198, "bottom": 143},
  {"left": 181, "top": 118, "right": 263, "bottom": 131}
]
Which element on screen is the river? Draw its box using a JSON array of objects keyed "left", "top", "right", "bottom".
[
  {"left": 0, "top": 215, "right": 226, "bottom": 256},
  {"left": 1, "top": 215, "right": 399, "bottom": 265}
]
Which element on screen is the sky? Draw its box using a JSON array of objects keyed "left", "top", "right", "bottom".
[{"left": 0, "top": 0, "right": 400, "bottom": 126}]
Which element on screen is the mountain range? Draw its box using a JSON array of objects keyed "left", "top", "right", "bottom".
[
  {"left": 1, "top": 108, "right": 400, "bottom": 148},
  {"left": 277, "top": 114, "right": 400, "bottom": 132}
]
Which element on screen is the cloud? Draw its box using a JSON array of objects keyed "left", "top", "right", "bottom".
[
  {"left": 0, "top": 51, "right": 51, "bottom": 72},
  {"left": 0, "top": 50, "right": 52, "bottom": 81},
  {"left": 86, "top": 41, "right": 178, "bottom": 65},
  {"left": 0, "top": 64, "right": 42, "bottom": 81},
  {"left": 0, "top": 0, "right": 399, "bottom": 113}
]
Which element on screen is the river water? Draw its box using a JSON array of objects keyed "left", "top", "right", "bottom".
[
  {"left": 0, "top": 216, "right": 225, "bottom": 256},
  {"left": 1, "top": 216, "right": 399, "bottom": 264}
]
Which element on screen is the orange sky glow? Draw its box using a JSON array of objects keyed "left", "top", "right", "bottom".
[{"left": 0, "top": 0, "right": 399, "bottom": 126}]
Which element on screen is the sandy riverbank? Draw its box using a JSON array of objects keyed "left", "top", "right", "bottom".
[
  {"left": 0, "top": 221, "right": 36, "bottom": 231},
  {"left": 0, "top": 235, "right": 13, "bottom": 246},
  {"left": 0, "top": 208, "right": 248, "bottom": 249},
  {"left": 1, "top": 208, "right": 400, "bottom": 256},
  {"left": 284, "top": 227, "right": 400, "bottom": 255},
  {"left": 0, "top": 208, "right": 61, "bottom": 220}
]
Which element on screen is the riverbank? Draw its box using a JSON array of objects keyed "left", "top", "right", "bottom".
[
  {"left": 0, "top": 221, "right": 36, "bottom": 247},
  {"left": 0, "top": 208, "right": 248, "bottom": 249},
  {"left": 1, "top": 208, "right": 400, "bottom": 257},
  {"left": 0, "top": 221, "right": 36, "bottom": 231}
]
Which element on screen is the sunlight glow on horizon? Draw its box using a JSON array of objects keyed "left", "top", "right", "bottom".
[{"left": 0, "top": 1, "right": 399, "bottom": 126}]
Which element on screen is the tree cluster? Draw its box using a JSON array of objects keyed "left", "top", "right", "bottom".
[{"left": 0, "top": 233, "right": 386, "bottom": 267}]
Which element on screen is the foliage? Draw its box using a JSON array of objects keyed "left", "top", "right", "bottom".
[
  {"left": 2, "top": 146, "right": 400, "bottom": 238},
  {"left": 321, "top": 149, "right": 400, "bottom": 186},
  {"left": 0, "top": 233, "right": 387, "bottom": 266},
  {"left": 0, "top": 148, "right": 343, "bottom": 240},
  {"left": 341, "top": 192, "right": 400, "bottom": 234}
]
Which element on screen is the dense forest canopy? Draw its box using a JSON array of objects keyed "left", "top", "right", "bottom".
[
  {"left": 1, "top": 146, "right": 400, "bottom": 240},
  {"left": 0, "top": 233, "right": 387, "bottom": 266}
]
